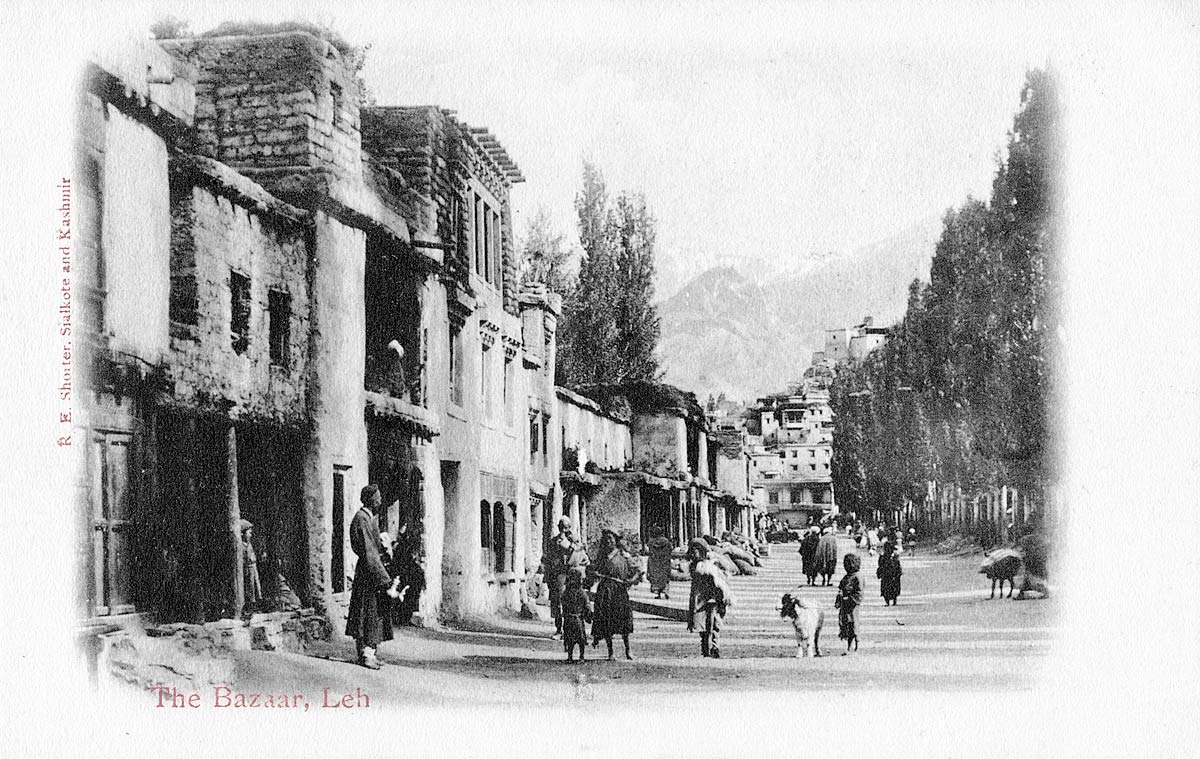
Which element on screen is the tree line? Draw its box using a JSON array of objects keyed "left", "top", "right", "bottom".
[
  {"left": 830, "top": 69, "right": 1060, "bottom": 522},
  {"left": 521, "top": 161, "right": 662, "bottom": 388}
]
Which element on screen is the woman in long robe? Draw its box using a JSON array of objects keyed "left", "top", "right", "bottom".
[
  {"left": 876, "top": 540, "right": 902, "bottom": 605},
  {"left": 646, "top": 525, "right": 673, "bottom": 599},
  {"left": 815, "top": 527, "right": 840, "bottom": 586},
  {"left": 589, "top": 530, "right": 637, "bottom": 660}
]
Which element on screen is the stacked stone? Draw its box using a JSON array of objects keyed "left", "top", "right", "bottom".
[{"left": 162, "top": 32, "right": 360, "bottom": 181}]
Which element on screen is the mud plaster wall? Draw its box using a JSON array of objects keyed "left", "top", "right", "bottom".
[
  {"left": 102, "top": 106, "right": 171, "bottom": 364},
  {"left": 302, "top": 213, "right": 368, "bottom": 622},
  {"left": 168, "top": 184, "right": 309, "bottom": 421},
  {"left": 585, "top": 477, "right": 642, "bottom": 556},
  {"left": 632, "top": 413, "right": 689, "bottom": 474}
]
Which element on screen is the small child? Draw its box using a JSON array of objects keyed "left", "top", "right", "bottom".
[
  {"left": 561, "top": 569, "right": 592, "bottom": 663},
  {"left": 835, "top": 552, "right": 862, "bottom": 654}
]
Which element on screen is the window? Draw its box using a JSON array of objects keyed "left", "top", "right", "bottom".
[
  {"left": 810, "top": 449, "right": 816, "bottom": 457},
  {"left": 230, "top": 270, "right": 251, "bottom": 355},
  {"left": 491, "top": 210, "right": 502, "bottom": 286},
  {"left": 541, "top": 416, "right": 550, "bottom": 467},
  {"left": 790, "top": 464, "right": 798, "bottom": 472},
  {"left": 482, "top": 200, "right": 492, "bottom": 284},
  {"left": 810, "top": 464, "right": 816, "bottom": 472},
  {"left": 480, "top": 500, "right": 491, "bottom": 570},
  {"left": 330, "top": 82, "right": 344, "bottom": 128},
  {"left": 473, "top": 194, "right": 484, "bottom": 275},
  {"left": 449, "top": 323, "right": 464, "bottom": 405},
  {"left": 268, "top": 289, "right": 291, "bottom": 368},
  {"left": 769, "top": 491, "right": 779, "bottom": 504},
  {"left": 492, "top": 502, "right": 506, "bottom": 573},
  {"left": 529, "top": 412, "right": 540, "bottom": 466}
]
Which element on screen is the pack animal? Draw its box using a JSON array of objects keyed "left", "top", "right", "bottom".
[
  {"left": 780, "top": 591, "right": 825, "bottom": 657},
  {"left": 979, "top": 551, "right": 1023, "bottom": 599}
]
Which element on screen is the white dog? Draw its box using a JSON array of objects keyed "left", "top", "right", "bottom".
[{"left": 780, "top": 591, "right": 825, "bottom": 658}]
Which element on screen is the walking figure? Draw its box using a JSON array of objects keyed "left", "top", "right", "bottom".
[
  {"left": 561, "top": 570, "right": 592, "bottom": 663},
  {"left": 646, "top": 524, "right": 673, "bottom": 600},
  {"left": 687, "top": 538, "right": 733, "bottom": 659},
  {"left": 835, "top": 552, "right": 862, "bottom": 654},
  {"left": 876, "top": 540, "right": 902, "bottom": 606}
]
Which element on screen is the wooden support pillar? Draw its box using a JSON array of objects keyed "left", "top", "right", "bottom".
[
  {"left": 227, "top": 424, "right": 244, "bottom": 620},
  {"left": 1000, "top": 486, "right": 1010, "bottom": 543}
]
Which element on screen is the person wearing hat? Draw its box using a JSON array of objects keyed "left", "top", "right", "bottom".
[
  {"left": 345, "top": 484, "right": 400, "bottom": 669},
  {"left": 687, "top": 538, "right": 733, "bottom": 658},
  {"left": 544, "top": 516, "right": 588, "bottom": 639},
  {"left": 239, "top": 519, "right": 263, "bottom": 614}
]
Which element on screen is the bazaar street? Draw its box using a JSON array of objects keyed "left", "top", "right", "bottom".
[{"left": 220, "top": 534, "right": 1057, "bottom": 707}]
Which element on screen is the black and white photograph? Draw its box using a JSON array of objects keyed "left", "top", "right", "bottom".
[{"left": 1, "top": 1, "right": 1198, "bottom": 757}]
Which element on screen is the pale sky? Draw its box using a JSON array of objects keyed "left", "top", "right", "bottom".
[{"left": 77, "top": 0, "right": 1054, "bottom": 288}]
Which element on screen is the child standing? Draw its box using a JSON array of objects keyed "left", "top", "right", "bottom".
[
  {"left": 876, "top": 540, "right": 902, "bottom": 606},
  {"left": 687, "top": 538, "right": 733, "bottom": 659},
  {"left": 561, "top": 569, "right": 592, "bottom": 663},
  {"left": 835, "top": 552, "right": 862, "bottom": 654}
]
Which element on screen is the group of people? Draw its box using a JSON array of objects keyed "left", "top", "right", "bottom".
[
  {"left": 545, "top": 518, "right": 641, "bottom": 662},
  {"left": 344, "top": 484, "right": 426, "bottom": 670},
  {"left": 791, "top": 522, "right": 907, "bottom": 653},
  {"left": 545, "top": 519, "right": 737, "bottom": 661}
]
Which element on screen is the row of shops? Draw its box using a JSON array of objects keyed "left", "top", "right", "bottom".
[{"left": 74, "top": 31, "right": 756, "bottom": 644}]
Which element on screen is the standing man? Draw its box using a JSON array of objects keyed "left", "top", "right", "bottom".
[
  {"left": 545, "top": 516, "right": 588, "bottom": 639},
  {"left": 346, "top": 484, "right": 398, "bottom": 669}
]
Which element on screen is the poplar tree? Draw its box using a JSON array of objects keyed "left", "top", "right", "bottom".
[{"left": 557, "top": 162, "right": 662, "bottom": 386}]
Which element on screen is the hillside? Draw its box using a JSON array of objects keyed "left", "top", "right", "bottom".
[{"left": 657, "top": 218, "right": 941, "bottom": 401}]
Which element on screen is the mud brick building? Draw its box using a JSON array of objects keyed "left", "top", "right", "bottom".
[
  {"left": 561, "top": 382, "right": 753, "bottom": 556},
  {"left": 74, "top": 29, "right": 568, "bottom": 646}
]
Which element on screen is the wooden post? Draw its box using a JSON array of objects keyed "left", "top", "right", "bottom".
[{"left": 228, "top": 424, "right": 244, "bottom": 620}]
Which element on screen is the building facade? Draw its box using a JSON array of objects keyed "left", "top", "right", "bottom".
[
  {"left": 746, "top": 384, "right": 836, "bottom": 527},
  {"left": 73, "top": 30, "right": 564, "bottom": 641}
]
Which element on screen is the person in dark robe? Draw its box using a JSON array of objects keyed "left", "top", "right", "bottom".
[
  {"left": 646, "top": 525, "right": 673, "bottom": 599},
  {"left": 389, "top": 523, "right": 425, "bottom": 625},
  {"left": 815, "top": 527, "right": 840, "bottom": 586},
  {"left": 835, "top": 552, "right": 863, "bottom": 654},
  {"left": 345, "top": 485, "right": 397, "bottom": 669},
  {"left": 876, "top": 540, "right": 902, "bottom": 605},
  {"left": 799, "top": 527, "right": 820, "bottom": 585},
  {"left": 560, "top": 569, "right": 592, "bottom": 663},
  {"left": 687, "top": 538, "right": 733, "bottom": 658},
  {"left": 589, "top": 530, "right": 637, "bottom": 660}
]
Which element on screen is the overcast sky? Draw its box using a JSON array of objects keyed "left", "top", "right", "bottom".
[{"left": 97, "top": 1, "right": 1054, "bottom": 289}]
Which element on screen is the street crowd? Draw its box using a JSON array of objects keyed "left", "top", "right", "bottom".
[{"left": 329, "top": 484, "right": 1049, "bottom": 668}]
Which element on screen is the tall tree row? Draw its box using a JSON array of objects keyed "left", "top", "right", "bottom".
[
  {"left": 555, "top": 162, "right": 662, "bottom": 387},
  {"left": 830, "top": 69, "right": 1060, "bottom": 520}
]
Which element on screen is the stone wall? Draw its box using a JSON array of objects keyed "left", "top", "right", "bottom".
[
  {"left": 167, "top": 181, "right": 310, "bottom": 422},
  {"left": 161, "top": 32, "right": 360, "bottom": 178}
]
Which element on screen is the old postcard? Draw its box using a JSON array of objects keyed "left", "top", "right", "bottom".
[{"left": 1, "top": 1, "right": 1197, "bottom": 757}]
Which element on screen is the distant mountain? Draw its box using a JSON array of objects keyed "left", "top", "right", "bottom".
[{"left": 657, "top": 218, "right": 942, "bottom": 402}]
